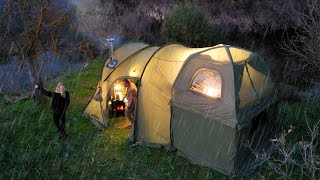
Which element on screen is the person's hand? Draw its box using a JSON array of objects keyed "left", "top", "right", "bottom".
[{"left": 35, "top": 85, "right": 39, "bottom": 89}]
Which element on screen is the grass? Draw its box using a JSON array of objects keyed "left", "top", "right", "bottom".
[
  {"left": 256, "top": 101, "right": 320, "bottom": 179},
  {"left": 0, "top": 59, "right": 225, "bottom": 179},
  {"left": 0, "top": 59, "right": 319, "bottom": 179},
  {"left": 277, "top": 101, "right": 320, "bottom": 142}
]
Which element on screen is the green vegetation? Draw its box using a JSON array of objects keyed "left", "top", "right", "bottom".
[
  {"left": 255, "top": 101, "right": 320, "bottom": 179},
  {"left": 0, "top": 60, "right": 226, "bottom": 179},
  {"left": 161, "top": 4, "right": 218, "bottom": 47},
  {"left": 278, "top": 101, "right": 320, "bottom": 139},
  {"left": 0, "top": 59, "right": 319, "bottom": 179}
]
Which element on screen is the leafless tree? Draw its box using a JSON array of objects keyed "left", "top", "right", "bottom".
[
  {"left": 282, "top": 0, "right": 320, "bottom": 84},
  {"left": 0, "top": 0, "right": 92, "bottom": 101}
]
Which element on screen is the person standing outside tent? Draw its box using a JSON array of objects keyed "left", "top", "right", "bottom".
[
  {"left": 35, "top": 83, "right": 70, "bottom": 139},
  {"left": 123, "top": 79, "right": 137, "bottom": 125}
]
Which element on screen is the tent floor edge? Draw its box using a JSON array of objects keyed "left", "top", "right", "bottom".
[{"left": 89, "top": 118, "right": 106, "bottom": 130}]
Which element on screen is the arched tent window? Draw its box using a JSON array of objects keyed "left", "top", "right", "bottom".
[{"left": 189, "top": 69, "right": 222, "bottom": 99}]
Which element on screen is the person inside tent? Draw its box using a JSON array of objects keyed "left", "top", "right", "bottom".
[
  {"left": 122, "top": 79, "right": 137, "bottom": 126},
  {"left": 35, "top": 83, "right": 70, "bottom": 139}
]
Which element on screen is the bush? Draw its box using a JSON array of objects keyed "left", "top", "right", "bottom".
[{"left": 161, "top": 4, "right": 218, "bottom": 47}]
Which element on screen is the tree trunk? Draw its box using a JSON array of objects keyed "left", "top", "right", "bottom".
[{"left": 25, "top": 59, "right": 46, "bottom": 104}]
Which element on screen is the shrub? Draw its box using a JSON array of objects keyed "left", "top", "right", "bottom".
[{"left": 161, "top": 4, "right": 218, "bottom": 47}]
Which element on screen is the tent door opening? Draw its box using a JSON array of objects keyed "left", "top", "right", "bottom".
[{"left": 106, "top": 77, "right": 140, "bottom": 122}]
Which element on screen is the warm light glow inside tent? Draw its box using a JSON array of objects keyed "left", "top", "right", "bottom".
[
  {"left": 113, "top": 82, "right": 126, "bottom": 101},
  {"left": 189, "top": 69, "right": 222, "bottom": 99}
]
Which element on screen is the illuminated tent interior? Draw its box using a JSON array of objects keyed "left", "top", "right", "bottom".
[{"left": 84, "top": 42, "right": 277, "bottom": 175}]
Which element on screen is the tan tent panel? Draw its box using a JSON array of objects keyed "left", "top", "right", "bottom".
[
  {"left": 107, "top": 46, "right": 159, "bottom": 82},
  {"left": 239, "top": 63, "right": 274, "bottom": 108},
  {"left": 101, "top": 42, "right": 150, "bottom": 81},
  {"left": 102, "top": 46, "right": 160, "bottom": 123},
  {"left": 85, "top": 42, "right": 154, "bottom": 127},
  {"left": 84, "top": 42, "right": 277, "bottom": 175},
  {"left": 228, "top": 47, "right": 274, "bottom": 109},
  {"left": 228, "top": 46, "right": 252, "bottom": 63},
  {"left": 171, "top": 46, "right": 237, "bottom": 174},
  {"left": 84, "top": 99, "right": 103, "bottom": 124},
  {"left": 85, "top": 80, "right": 110, "bottom": 126},
  {"left": 136, "top": 44, "right": 211, "bottom": 144},
  {"left": 172, "top": 109, "right": 237, "bottom": 174},
  {"left": 172, "top": 46, "right": 237, "bottom": 127},
  {"left": 200, "top": 44, "right": 232, "bottom": 63}
]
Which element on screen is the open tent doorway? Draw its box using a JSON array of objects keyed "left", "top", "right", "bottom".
[
  {"left": 84, "top": 42, "right": 158, "bottom": 129},
  {"left": 106, "top": 77, "right": 140, "bottom": 129}
]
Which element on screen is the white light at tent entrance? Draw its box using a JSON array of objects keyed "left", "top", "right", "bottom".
[
  {"left": 203, "top": 86, "right": 219, "bottom": 98},
  {"left": 115, "top": 84, "right": 121, "bottom": 90}
]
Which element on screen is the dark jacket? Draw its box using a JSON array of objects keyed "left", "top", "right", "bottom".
[{"left": 38, "top": 87, "right": 70, "bottom": 114}]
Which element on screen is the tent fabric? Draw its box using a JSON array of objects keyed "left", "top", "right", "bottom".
[
  {"left": 171, "top": 47, "right": 237, "bottom": 174},
  {"left": 172, "top": 52, "right": 237, "bottom": 128},
  {"left": 107, "top": 46, "right": 159, "bottom": 82},
  {"left": 101, "top": 42, "right": 150, "bottom": 80},
  {"left": 85, "top": 42, "right": 153, "bottom": 126},
  {"left": 84, "top": 42, "right": 276, "bottom": 175},
  {"left": 172, "top": 108, "right": 237, "bottom": 175},
  {"left": 84, "top": 82, "right": 109, "bottom": 126},
  {"left": 136, "top": 44, "right": 210, "bottom": 144},
  {"left": 238, "top": 63, "right": 273, "bottom": 108}
]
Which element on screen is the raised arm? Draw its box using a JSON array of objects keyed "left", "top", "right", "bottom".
[{"left": 35, "top": 85, "right": 53, "bottom": 98}]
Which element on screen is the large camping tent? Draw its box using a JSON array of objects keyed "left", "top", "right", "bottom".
[{"left": 85, "top": 42, "right": 277, "bottom": 175}]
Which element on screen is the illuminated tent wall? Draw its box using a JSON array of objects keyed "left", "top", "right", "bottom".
[
  {"left": 84, "top": 42, "right": 276, "bottom": 175},
  {"left": 85, "top": 42, "right": 156, "bottom": 126}
]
